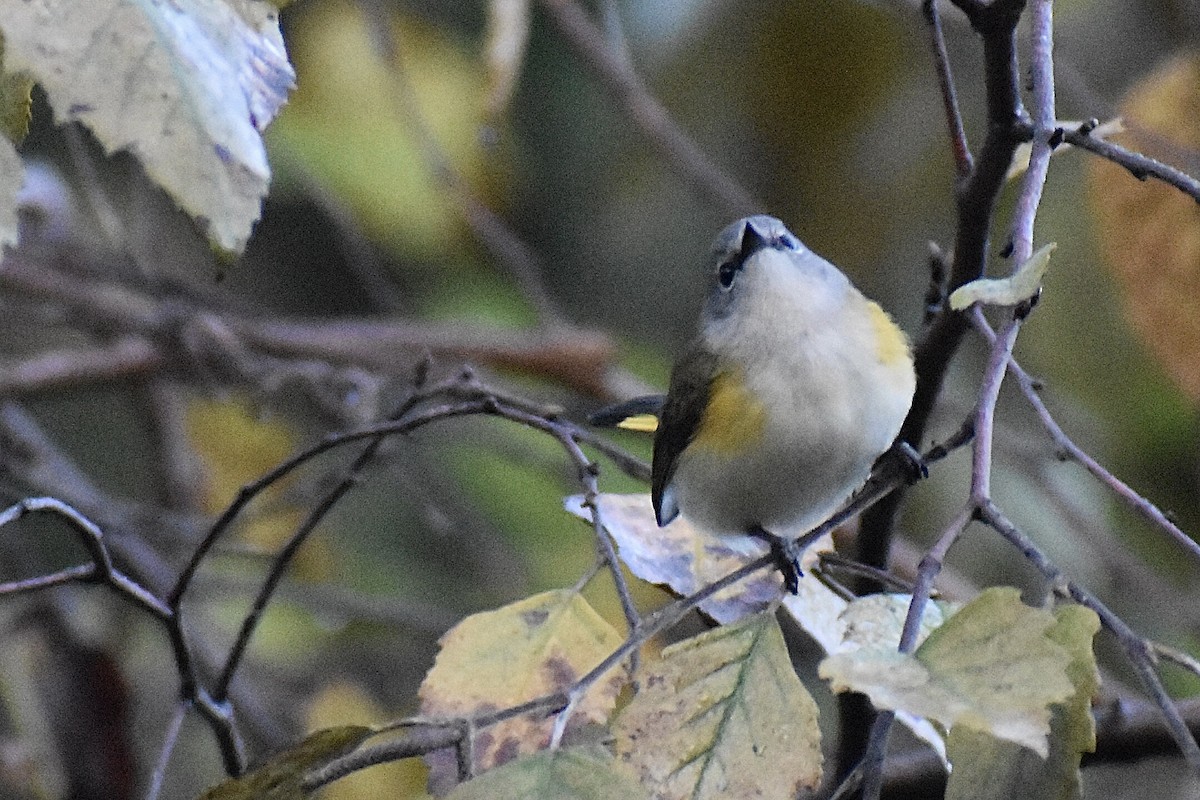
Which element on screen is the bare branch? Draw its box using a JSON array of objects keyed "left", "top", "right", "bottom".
[
  {"left": 536, "top": 0, "right": 760, "bottom": 217},
  {"left": 1061, "top": 122, "right": 1200, "bottom": 202},
  {"left": 0, "top": 337, "right": 162, "bottom": 397},
  {"left": 923, "top": 0, "right": 972, "bottom": 177}
]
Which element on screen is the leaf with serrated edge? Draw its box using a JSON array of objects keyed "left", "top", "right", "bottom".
[
  {"left": 198, "top": 726, "right": 373, "bottom": 800},
  {"left": 0, "top": 0, "right": 294, "bottom": 253},
  {"left": 614, "top": 611, "right": 822, "bottom": 800},
  {"left": 833, "top": 592, "right": 955, "bottom": 653},
  {"left": 568, "top": 494, "right": 950, "bottom": 761},
  {"left": 944, "top": 604, "right": 1100, "bottom": 800},
  {"left": 445, "top": 746, "right": 643, "bottom": 800},
  {"left": 419, "top": 590, "right": 625, "bottom": 794},
  {"left": 820, "top": 587, "right": 1076, "bottom": 757}
]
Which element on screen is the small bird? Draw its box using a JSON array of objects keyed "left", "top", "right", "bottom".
[{"left": 596, "top": 215, "right": 917, "bottom": 592}]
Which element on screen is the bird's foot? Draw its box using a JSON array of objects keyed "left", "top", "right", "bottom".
[
  {"left": 888, "top": 439, "right": 928, "bottom": 484},
  {"left": 749, "top": 526, "right": 802, "bottom": 594}
]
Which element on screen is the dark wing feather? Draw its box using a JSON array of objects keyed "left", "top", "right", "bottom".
[{"left": 651, "top": 344, "right": 717, "bottom": 527}]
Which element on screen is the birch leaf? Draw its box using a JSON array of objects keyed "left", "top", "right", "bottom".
[
  {"left": 0, "top": 0, "right": 295, "bottom": 253},
  {"left": 944, "top": 604, "right": 1100, "bottom": 800},
  {"left": 419, "top": 590, "right": 625, "bottom": 794},
  {"left": 613, "top": 611, "right": 822, "bottom": 799},
  {"left": 820, "top": 587, "right": 1077, "bottom": 757}
]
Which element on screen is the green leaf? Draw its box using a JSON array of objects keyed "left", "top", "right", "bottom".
[
  {"left": 0, "top": 0, "right": 294, "bottom": 253},
  {"left": 198, "top": 726, "right": 373, "bottom": 800},
  {"left": 445, "top": 747, "right": 642, "bottom": 800},
  {"left": 819, "top": 587, "right": 1078, "bottom": 756},
  {"left": 944, "top": 604, "right": 1100, "bottom": 800},
  {"left": 613, "top": 611, "right": 823, "bottom": 799}
]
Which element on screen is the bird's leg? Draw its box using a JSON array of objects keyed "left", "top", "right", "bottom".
[
  {"left": 881, "top": 439, "right": 928, "bottom": 484},
  {"left": 749, "top": 526, "right": 802, "bottom": 594}
]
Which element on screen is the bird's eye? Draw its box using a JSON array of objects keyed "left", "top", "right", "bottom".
[
  {"left": 779, "top": 232, "right": 800, "bottom": 250},
  {"left": 717, "top": 261, "right": 738, "bottom": 288}
]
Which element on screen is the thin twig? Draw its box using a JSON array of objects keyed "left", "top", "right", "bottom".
[
  {"left": 923, "top": 0, "right": 972, "bottom": 177},
  {"left": 143, "top": 701, "right": 190, "bottom": 800},
  {"left": 969, "top": 308, "right": 1200, "bottom": 565},
  {"left": 978, "top": 500, "right": 1200, "bottom": 773},
  {"left": 358, "top": 0, "right": 569, "bottom": 327},
  {"left": 1061, "top": 123, "right": 1200, "bottom": 202},
  {"left": 536, "top": 0, "right": 760, "bottom": 216}
]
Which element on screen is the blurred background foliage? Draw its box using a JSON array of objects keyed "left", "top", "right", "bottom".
[{"left": 2, "top": 0, "right": 1200, "bottom": 797}]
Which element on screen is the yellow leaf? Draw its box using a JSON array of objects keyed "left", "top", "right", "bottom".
[
  {"left": 613, "top": 612, "right": 822, "bottom": 799},
  {"left": 819, "top": 587, "right": 1079, "bottom": 757},
  {"left": 418, "top": 590, "right": 625, "bottom": 793},
  {"left": 1088, "top": 52, "right": 1200, "bottom": 400},
  {"left": 269, "top": 0, "right": 494, "bottom": 260}
]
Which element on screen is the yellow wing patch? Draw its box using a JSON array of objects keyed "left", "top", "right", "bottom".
[
  {"left": 691, "top": 370, "right": 767, "bottom": 456},
  {"left": 866, "top": 301, "right": 911, "bottom": 367},
  {"left": 616, "top": 414, "right": 660, "bottom": 433}
]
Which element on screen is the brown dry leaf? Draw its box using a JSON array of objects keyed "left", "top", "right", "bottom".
[
  {"left": 613, "top": 611, "right": 822, "bottom": 800},
  {"left": 1088, "top": 52, "right": 1200, "bottom": 400},
  {"left": 418, "top": 590, "right": 626, "bottom": 794}
]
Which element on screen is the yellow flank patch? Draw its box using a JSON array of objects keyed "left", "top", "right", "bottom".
[
  {"left": 867, "top": 301, "right": 911, "bottom": 366},
  {"left": 616, "top": 413, "right": 660, "bottom": 433},
  {"left": 692, "top": 370, "right": 767, "bottom": 455}
]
